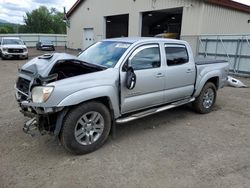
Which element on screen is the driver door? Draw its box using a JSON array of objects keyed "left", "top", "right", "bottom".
[{"left": 120, "top": 44, "right": 165, "bottom": 114}]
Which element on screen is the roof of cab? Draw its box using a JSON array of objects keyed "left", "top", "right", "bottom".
[{"left": 103, "top": 37, "right": 182, "bottom": 44}]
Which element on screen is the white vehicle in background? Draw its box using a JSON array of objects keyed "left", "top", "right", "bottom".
[{"left": 0, "top": 37, "right": 28, "bottom": 60}]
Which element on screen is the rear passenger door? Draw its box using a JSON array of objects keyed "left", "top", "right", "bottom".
[
  {"left": 164, "top": 44, "right": 196, "bottom": 103},
  {"left": 120, "top": 44, "right": 165, "bottom": 114}
]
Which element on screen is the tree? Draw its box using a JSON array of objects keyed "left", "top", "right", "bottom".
[
  {"left": 22, "top": 6, "right": 66, "bottom": 34},
  {"left": 0, "top": 27, "right": 9, "bottom": 34},
  {"left": 0, "top": 25, "right": 15, "bottom": 33}
]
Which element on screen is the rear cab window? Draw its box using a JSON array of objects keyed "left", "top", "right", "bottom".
[{"left": 165, "top": 44, "right": 189, "bottom": 66}]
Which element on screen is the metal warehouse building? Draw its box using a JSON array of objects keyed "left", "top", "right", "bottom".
[{"left": 66, "top": 0, "right": 250, "bottom": 50}]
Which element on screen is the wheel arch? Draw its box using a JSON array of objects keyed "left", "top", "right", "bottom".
[
  {"left": 194, "top": 73, "right": 220, "bottom": 97},
  {"left": 54, "top": 96, "right": 116, "bottom": 136},
  {"left": 206, "top": 77, "right": 219, "bottom": 89}
]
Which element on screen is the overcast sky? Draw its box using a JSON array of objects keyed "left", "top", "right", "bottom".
[
  {"left": 0, "top": 0, "right": 76, "bottom": 24},
  {"left": 0, "top": 0, "right": 249, "bottom": 24}
]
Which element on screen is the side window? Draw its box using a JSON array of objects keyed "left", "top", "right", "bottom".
[
  {"left": 129, "top": 45, "right": 161, "bottom": 70},
  {"left": 165, "top": 46, "right": 189, "bottom": 66}
]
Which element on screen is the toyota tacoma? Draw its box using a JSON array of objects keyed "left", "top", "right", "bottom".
[{"left": 15, "top": 38, "right": 229, "bottom": 154}]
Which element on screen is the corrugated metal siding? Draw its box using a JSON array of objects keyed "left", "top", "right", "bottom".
[{"left": 200, "top": 3, "right": 250, "bottom": 34}]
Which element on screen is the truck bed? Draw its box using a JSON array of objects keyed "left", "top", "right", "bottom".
[{"left": 195, "top": 57, "right": 227, "bottom": 65}]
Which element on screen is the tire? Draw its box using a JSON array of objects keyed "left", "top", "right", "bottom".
[
  {"left": 193, "top": 82, "right": 217, "bottom": 114},
  {"left": 60, "top": 101, "right": 111, "bottom": 155}
]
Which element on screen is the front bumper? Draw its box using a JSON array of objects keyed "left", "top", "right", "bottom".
[
  {"left": 41, "top": 45, "right": 54, "bottom": 50},
  {"left": 15, "top": 88, "right": 64, "bottom": 136},
  {"left": 23, "top": 117, "right": 38, "bottom": 136},
  {"left": 2, "top": 51, "right": 28, "bottom": 59}
]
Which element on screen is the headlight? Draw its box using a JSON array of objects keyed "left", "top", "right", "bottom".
[
  {"left": 23, "top": 48, "right": 28, "bottom": 52},
  {"left": 32, "top": 86, "right": 54, "bottom": 103},
  {"left": 2, "top": 47, "right": 7, "bottom": 51}
]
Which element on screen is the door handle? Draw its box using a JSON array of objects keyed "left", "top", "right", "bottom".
[
  {"left": 186, "top": 69, "right": 193, "bottom": 73},
  {"left": 156, "top": 73, "right": 164, "bottom": 78}
]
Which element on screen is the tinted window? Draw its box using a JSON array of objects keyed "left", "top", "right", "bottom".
[
  {"left": 130, "top": 46, "right": 160, "bottom": 70},
  {"left": 78, "top": 41, "right": 131, "bottom": 68},
  {"left": 165, "top": 46, "right": 188, "bottom": 66}
]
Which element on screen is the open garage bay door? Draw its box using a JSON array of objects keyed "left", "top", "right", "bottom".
[
  {"left": 106, "top": 14, "right": 129, "bottom": 38},
  {"left": 141, "top": 8, "right": 183, "bottom": 39}
]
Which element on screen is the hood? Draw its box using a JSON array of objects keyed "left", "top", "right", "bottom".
[
  {"left": 2, "top": 44, "right": 27, "bottom": 49},
  {"left": 20, "top": 53, "right": 78, "bottom": 77},
  {"left": 46, "top": 68, "right": 119, "bottom": 105}
]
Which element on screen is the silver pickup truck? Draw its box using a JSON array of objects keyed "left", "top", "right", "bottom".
[{"left": 15, "top": 38, "right": 229, "bottom": 154}]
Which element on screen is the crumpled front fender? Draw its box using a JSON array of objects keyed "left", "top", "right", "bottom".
[{"left": 57, "top": 86, "right": 120, "bottom": 118}]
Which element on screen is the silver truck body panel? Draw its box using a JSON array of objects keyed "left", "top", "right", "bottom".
[{"left": 15, "top": 37, "right": 229, "bottom": 121}]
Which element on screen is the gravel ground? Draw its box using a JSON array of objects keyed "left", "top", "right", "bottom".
[{"left": 0, "top": 48, "right": 250, "bottom": 188}]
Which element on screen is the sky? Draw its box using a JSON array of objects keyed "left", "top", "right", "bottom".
[
  {"left": 0, "top": 0, "right": 76, "bottom": 24},
  {"left": 0, "top": 0, "right": 249, "bottom": 24}
]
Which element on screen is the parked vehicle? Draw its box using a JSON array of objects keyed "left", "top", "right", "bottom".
[
  {"left": 36, "top": 40, "right": 55, "bottom": 51},
  {"left": 15, "top": 37, "right": 229, "bottom": 154},
  {"left": 0, "top": 37, "right": 28, "bottom": 60}
]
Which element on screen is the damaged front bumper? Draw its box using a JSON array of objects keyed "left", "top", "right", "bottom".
[
  {"left": 23, "top": 117, "right": 38, "bottom": 137},
  {"left": 15, "top": 88, "right": 65, "bottom": 136}
]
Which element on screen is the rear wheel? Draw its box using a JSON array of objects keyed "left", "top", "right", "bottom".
[
  {"left": 60, "top": 101, "right": 111, "bottom": 155},
  {"left": 193, "top": 82, "right": 217, "bottom": 114}
]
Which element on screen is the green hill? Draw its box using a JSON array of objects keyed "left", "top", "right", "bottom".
[{"left": 0, "top": 20, "right": 20, "bottom": 33}]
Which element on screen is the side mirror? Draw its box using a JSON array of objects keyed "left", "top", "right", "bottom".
[{"left": 126, "top": 67, "right": 136, "bottom": 90}]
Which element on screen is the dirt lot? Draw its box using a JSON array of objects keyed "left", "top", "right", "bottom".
[{"left": 0, "top": 48, "right": 250, "bottom": 188}]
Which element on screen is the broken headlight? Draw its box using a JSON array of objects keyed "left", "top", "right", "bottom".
[{"left": 31, "top": 86, "right": 54, "bottom": 103}]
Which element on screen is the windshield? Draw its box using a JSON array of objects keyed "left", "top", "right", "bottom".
[
  {"left": 3, "top": 39, "right": 23, "bottom": 45},
  {"left": 78, "top": 41, "right": 131, "bottom": 68},
  {"left": 41, "top": 40, "right": 52, "bottom": 44}
]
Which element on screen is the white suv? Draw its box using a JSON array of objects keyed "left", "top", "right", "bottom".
[{"left": 0, "top": 37, "right": 28, "bottom": 60}]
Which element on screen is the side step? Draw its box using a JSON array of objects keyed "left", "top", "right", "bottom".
[{"left": 116, "top": 98, "right": 195, "bottom": 124}]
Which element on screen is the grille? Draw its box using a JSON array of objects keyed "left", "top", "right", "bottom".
[
  {"left": 16, "top": 77, "right": 30, "bottom": 95},
  {"left": 8, "top": 48, "right": 24, "bottom": 53}
]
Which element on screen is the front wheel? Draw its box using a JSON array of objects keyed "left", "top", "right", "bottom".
[
  {"left": 60, "top": 101, "right": 111, "bottom": 155},
  {"left": 193, "top": 82, "right": 217, "bottom": 114}
]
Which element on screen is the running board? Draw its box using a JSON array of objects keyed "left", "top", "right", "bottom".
[{"left": 116, "top": 98, "right": 195, "bottom": 124}]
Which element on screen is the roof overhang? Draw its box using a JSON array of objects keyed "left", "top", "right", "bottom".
[
  {"left": 66, "top": 0, "right": 85, "bottom": 18},
  {"left": 205, "top": 0, "right": 250, "bottom": 13}
]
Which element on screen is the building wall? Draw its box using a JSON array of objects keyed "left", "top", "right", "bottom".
[
  {"left": 200, "top": 3, "right": 250, "bottom": 35},
  {"left": 67, "top": 0, "right": 250, "bottom": 50},
  {"left": 67, "top": 0, "right": 201, "bottom": 49},
  {"left": 182, "top": 2, "right": 250, "bottom": 54}
]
